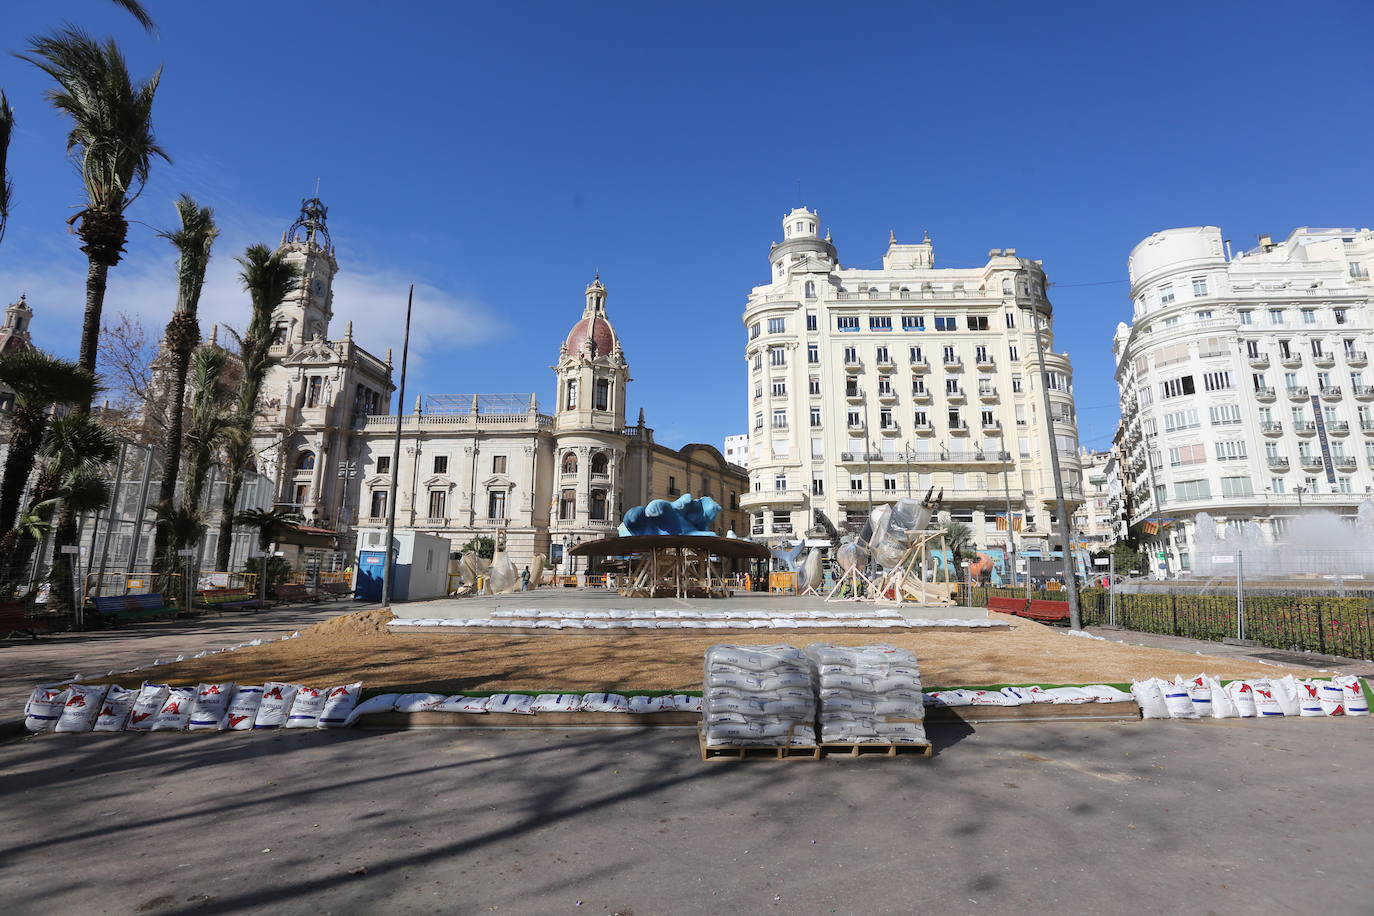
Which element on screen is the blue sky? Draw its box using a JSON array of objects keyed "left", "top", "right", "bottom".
[{"left": 2, "top": 1, "right": 1373, "bottom": 453}]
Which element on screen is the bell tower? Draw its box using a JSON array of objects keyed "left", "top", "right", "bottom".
[
  {"left": 273, "top": 198, "right": 339, "bottom": 349},
  {"left": 553, "top": 275, "right": 629, "bottom": 434}
]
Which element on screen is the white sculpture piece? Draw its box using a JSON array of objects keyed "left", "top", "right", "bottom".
[
  {"left": 487, "top": 551, "right": 519, "bottom": 594},
  {"left": 529, "top": 555, "right": 546, "bottom": 588},
  {"left": 798, "top": 549, "right": 824, "bottom": 593}
]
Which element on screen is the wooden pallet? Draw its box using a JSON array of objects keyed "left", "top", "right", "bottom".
[
  {"left": 820, "top": 741, "right": 933, "bottom": 758},
  {"left": 697, "top": 724, "right": 820, "bottom": 761}
]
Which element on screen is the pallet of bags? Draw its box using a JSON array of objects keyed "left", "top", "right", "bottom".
[
  {"left": 806, "top": 644, "right": 931, "bottom": 757},
  {"left": 700, "top": 644, "right": 818, "bottom": 760}
]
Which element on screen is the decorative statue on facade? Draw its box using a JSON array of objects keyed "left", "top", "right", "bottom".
[{"left": 618, "top": 493, "right": 721, "bottom": 537}]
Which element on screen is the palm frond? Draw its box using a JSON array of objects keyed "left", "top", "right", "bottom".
[
  {"left": 40, "top": 414, "right": 119, "bottom": 473},
  {"left": 0, "top": 349, "right": 98, "bottom": 409},
  {"left": 17, "top": 27, "right": 169, "bottom": 213},
  {"left": 232, "top": 506, "right": 302, "bottom": 551},
  {"left": 154, "top": 503, "right": 206, "bottom": 547},
  {"left": 0, "top": 90, "right": 13, "bottom": 245},
  {"left": 57, "top": 466, "right": 111, "bottom": 515},
  {"left": 111, "top": 0, "right": 157, "bottom": 34},
  {"left": 157, "top": 194, "right": 218, "bottom": 317}
]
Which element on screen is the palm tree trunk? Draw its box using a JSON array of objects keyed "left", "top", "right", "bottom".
[
  {"left": 151, "top": 318, "right": 198, "bottom": 586},
  {"left": 0, "top": 404, "right": 45, "bottom": 531},
  {"left": 77, "top": 259, "right": 111, "bottom": 397},
  {"left": 48, "top": 505, "right": 78, "bottom": 615},
  {"left": 215, "top": 466, "right": 244, "bottom": 571}
]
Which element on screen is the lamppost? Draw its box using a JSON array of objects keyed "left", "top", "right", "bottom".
[
  {"left": 1030, "top": 302, "right": 1082, "bottom": 629},
  {"left": 903, "top": 444, "right": 915, "bottom": 497},
  {"left": 1295, "top": 485, "right": 1307, "bottom": 511}
]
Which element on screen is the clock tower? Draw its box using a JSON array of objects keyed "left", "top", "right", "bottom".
[{"left": 272, "top": 197, "right": 338, "bottom": 349}]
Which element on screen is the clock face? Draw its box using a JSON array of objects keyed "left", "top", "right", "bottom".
[{"left": 312, "top": 276, "right": 327, "bottom": 299}]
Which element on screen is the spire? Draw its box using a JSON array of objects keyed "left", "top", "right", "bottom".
[
  {"left": 209, "top": 324, "right": 219, "bottom": 345},
  {"left": 283, "top": 197, "right": 333, "bottom": 252},
  {"left": 889, "top": 229, "right": 896, "bottom": 243},
  {"left": 344, "top": 320, "right": 353, "bottom": 341}
]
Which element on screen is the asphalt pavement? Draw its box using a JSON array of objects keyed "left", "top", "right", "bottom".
[{"left": 1, "top": 717, "right": 1370, "bottom": 915}]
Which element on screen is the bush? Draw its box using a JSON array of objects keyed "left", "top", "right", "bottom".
[{"left": 244, "top": 556, "right": 292, "bottom": 587}]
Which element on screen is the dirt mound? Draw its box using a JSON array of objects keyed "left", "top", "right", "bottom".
[{"left": 299, "top": 607, "right": 396, "bottom": 641}]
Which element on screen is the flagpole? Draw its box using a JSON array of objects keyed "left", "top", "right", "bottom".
[{"left": 381, "top": 285, "right": 413, "bottom": 609}]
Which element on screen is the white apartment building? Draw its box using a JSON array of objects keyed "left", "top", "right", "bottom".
[
  {"left": 723, "top": 434, "right": 749, "bottom": 469},
  {"left": 742, "top": 208, "right": 1082, "bottom": 565},
  {"left": 1072, "top": 449, "right": 1117, "bottom": 550},
  {"left": 1112, "top": 226, "right": 1374, "bottom": 575}
]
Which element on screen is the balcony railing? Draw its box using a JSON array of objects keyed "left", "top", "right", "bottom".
[
  {"left": 1346, "top": 350, "right": 1368, "bottom": 366},
  {"left": 1280, "top": 354, "right": 1303, "bottom": 368},
  {"left": 1328, "top": 420, "right": 1350, "bottom": 434},
  {"left": 1320, "top": 385, "right": 1342, "bottom": 399},
  {"left": 1294, "top": 421, "right": 1317, "bottom": 435},
  {"left": 1247, "top": 354, "right": 1270, "bottom": 368},
  {"left": 1255, "top": 386, "right": 1277, "bottom": 400},
  {"left": 1354, "top": 385, "right": 1374, "bottom": 399},
  {"left": 1314, "top": 353, "right": 1336, "bottom": 368},
  {"left": 1261, "top": 421, "right": 1283, "bottom": 435},
  {"left": 1266, "top": 457, "right": 1290, "bottom": 470},
  {"left": 1287, "top": 386, "right": 1310, "bottom": 399}
]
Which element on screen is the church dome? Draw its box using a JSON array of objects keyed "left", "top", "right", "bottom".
[{"left": 562, "top": 276, "right": 619, "bottom": 358}]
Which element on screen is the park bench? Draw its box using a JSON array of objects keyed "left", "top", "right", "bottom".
[
  {"left": 0, "top": 600, "right": 54, "bottom": 639},
  {"left": 197, "top": 588, "right": 268, "bottom": 611},
  {"left": 272, "top": 583, "right": 320, "bottom": 604},
  {"left": 986, "top": 596, "right": 1028, "bottom": 615},
  {"left": 93, "top": 593, "right": 177, "bottom": 625},
  {"left": 1020, "top": 599, "right": 1071, "bottom": 624},
  {"left": 318, "top": 581, "right": 352, "bottom": 597}
]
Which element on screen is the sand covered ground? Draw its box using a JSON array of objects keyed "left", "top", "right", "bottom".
[{"left": 83, "top": 608, "right": 1333, "bottom": 694}]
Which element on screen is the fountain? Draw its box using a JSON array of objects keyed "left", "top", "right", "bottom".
[{"left": 1183, "top": 499, "right": 1374, "bottom": 585}]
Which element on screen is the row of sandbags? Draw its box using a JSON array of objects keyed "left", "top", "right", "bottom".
[
  {"left": 350, "top": 692, "right": 703, "bottom": 716},
  {"left": 703, "top": 645, "right": 816, "bottom": 748},
  {"left": 1132, "top": 674, "right": 1372, "bottom": 719},
  {"left": 24, "top": 681, "right": 362, "bottom": 734},
  {"left": 488, "top": 608, "right": 904, "bottom": 619},
  {"left": 925, "top": 685, "right": 1133, "bottom": 706},
  {"left": 807, "top": 644, "right": 927, "bottom": 745},
  {"left": 390, "top": 617, "right": 1000, "bottom": 630}
]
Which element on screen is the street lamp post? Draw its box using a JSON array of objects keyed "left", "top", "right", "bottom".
[
  {"left": 1296, "top": 486, "right": 1306, "bottom": 511},
  {"left": 1030, "top": 304, "right": 1082, "bottom": 630}
]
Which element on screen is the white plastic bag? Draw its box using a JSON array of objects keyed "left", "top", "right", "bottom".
[
  {"left": 1333, "top": 676, "right": 1369, "bottom": 716},
  {"left": 393, "top": 692, "right": 447, "bottom": 713},
  {"left": 1207, "top": 676, "right": 1237, "bottom": 718},
  {"left": 345, "top": 693, "right": 400, "bottom": 724},
  {"left": 126, "top": 683, "right": 170, "bottom": 731},
  {"left": 1294, "top": 679, "right": 1324, "bottom": 716},
  {"left": 24, "top": 686, "right": 71, "bottom": 733},
  {"left": 151, "top": 687, "right": 196, "bottom": 731},
  {"left": 1081, "top": 685, "right": 1133, "bottom": 703},
  {"left": 435, "top": 695, "right": 489, "bottom": 713},
  {"left": 484, "top": 694, "right": 535, "bottom": 715},
  {"left": 254, "top": 682, "right": 302, "bottom": 728},
  {"left": 286, "top": 686, "right": 327, "bottom": 727},
  {"left": 1317, "top": 680, "right": 1345, "bottom": 716},
  {"left": 54, "top": 684, "right": 108, "bottom": 733},
  {"left": 1271, "top": 676, "right": 1301, "bottom": 717},
  {"left": 1248, "top": 680, "right": 1284, "bottom": 717},
  {"left": 581, "top": 693, "right": 631, "bottom": 713},
  {"left": 1044, "top": 687, "right": 1098, "bottom": 705},
  {"left": 1225, "top": 680, "right": 1257, "bottom": 717},
  {"left": 225, "top": 687, "right": 263, "bottom": 730},
  {"left": 1131, "top": 678, "right": 1170, "bottom": 719},
  {"left": 318, "top": 682, "right": 363, "bottom": 727},
  {"left": 658, "top": 694, "right": 702, "bottom": 713},
  {"left": 92, "top": 685, "right": 136, "bottom": 732},
  {"left": 529, "top": 693, "right": 585, "bottom": 713},
  {"left": 188, "top": 682, "right": 236, "bottom": 730},
  {"left": 1182, "top": 674, "right": 1212, "bottom": 715}
]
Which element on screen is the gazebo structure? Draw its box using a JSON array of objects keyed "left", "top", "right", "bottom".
[{"left": 570, "top": 534, "right": 770, "bottom": 598}]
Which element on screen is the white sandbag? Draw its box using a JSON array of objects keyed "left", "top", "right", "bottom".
[
  {"left": 434, "top": 695, "right": 489, "bottom": 713},
  {"left": 317, "top": 682, "right": 363, "bottom": 727},
  {"left": 286, "top": 686, "right": 327, "bottom": 727},
  {"left": 1225, "top": 680, "right": 1257, "bottom": 717},
  {"left": 659, "top": 694, "right": 703, "bottom": 713},
  {"left": 628, "top": 695, "right": 670, "bottom": 714},
  {"left": 1271, "top": 676, "right": 1300, "bottom": 717},
  {"left": 1293, "top": 679, "right": 1324, "bottom": 716},
  {"left": 1206, "top": 676, "right": 1237, "bottom": 718},
  {"left": 926, "top": 689, "right": 974, "bottom": 706},
  {"left": 393, "top": 692, "right": 447, "bottom": 713},
  {"left": 188, "top": 682, "right": 236, "bottom": 730},
  {"left": 1333, "top": 675, "right": 1369, "bottom": 716},
  {"left": 969, "top": 689, "right": 1021, "bottom": 706},
  {"left": 484, "top": 694, "right": 535, "bottom": 715},
  {"left": 1160, "top": 682, "right": 1199, "bottom": 718},
  {"left": 875, "top": 721, "right": 928, "bottom": 742},
  {"left": 345, "top": 693, "right": 400, "bottom": 724},
  {"left": 92, "top": 685, "right": 137, "bottom": 732},
  {"left": 1131, "top": 678, "right": 1171, "bottom": 719},
  {"left": 1248, "top": 679, "right": 1285, "bottom": 717},
  {"left": 126, "top": 683, "right": 170, "bottom": 731},
  {"left": 706, "top": 645, "right": 808, "bottom": 672},
  {"left": 1081, "top": 685, "right": 1133, "bottom": 703},
  {"left": 529, "top": 693, "right": 584, "bottom": 713},
  {"left": 24, "top": 686, "right": 71, "bottom": 733},
  {"left": 1041, "top": 686, "right": 1097, "bottom": 705},
  {"left": 225, "top": 687, "right": 263, "bottom": 730},
  {"left": 52, "top": 684, "right": 107, "bottom": 733},
  {"left": 1317, "top": 680, "right": 1345, "bottom": 715},
  {"left": 581, "top": 693, "right": 632, "bottom": 713},
  {"left": 151, "top": 687, "right": 197, "bottom": 731},
  {"left": 254, "top": 682, "right": 302, "bottom": 728},
  {"left": 1182, "top": 674, "right": 1212, "bottom": 715},
  {"left": 1000, "top": 686, "right": 1037, "bottom": 704}
]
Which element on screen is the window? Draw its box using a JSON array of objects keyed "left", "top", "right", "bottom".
[
  {"left": 967, "top": 316, "right": 989, "bottom": 331},
  {"left": 369, "top": 490, "right": 387, "bottom": 517},
  {"left": 883, "top": 476, "right": 897, "bottom": 492},
  {"left": 805, "top": 282, "right": 816, "bottom": 300},
  {"left": 1196, "top": 310, "right": 1213, "bottom": 320},
  {"left": 272, "top": 322, "right": 288, "bottom": 345},
  {"left": 867, "top": 287, "right": 881, "bottom": 299},
  {"left": 769, "top": 347, "right": 785, "bottom": 367},
  {"left": 752, "top": 353, "right": 762, "bottom": 372},
  {"left": 490, "top": 455, "right": 507, "bottom": 474},
  {"left": 876, "top": 346, "right": 891, "bottom": 364},
  {"left": 1271, "top": 478, "right": 1287, "bottom": 494},
  {"left": 751, "top": 513, "right": 764, "bottom": 535},
  {"left": 427, "top": 489, "right": 447, "bottom": 519},
  {"left": 1302, "top": 309, "right": 1317, "bottom": 325},
  {"left": 754, "top": 382, "right": 762, "bottom": 400},
  {"left": 768, "top": 317, "right": 786, "bottom": 334},
  {"left": 850, "top": 476, "right": 864, "bottom": 492},
  {"left": 771, "top": 378, "right": 787, "bottom": 397},
  {"left": 1208, "top": 405, "right": 1241, "bottom": 425},
  {"left": 306, "top": 376, "right": 323, "bottom": 408},
  {"left": 935, "top": 315, "right": 957, "bottom": 331},
  {"left": 975, "top": 345, "right": 990, "bottom": 363},
  {"left": 668, "top": 475, "right": 679, "bottom": 495},
  {"left": 750, "top": 323, "right": 761, "bottom": 340},
  {"left": 1203, "top": 371, "right": 1233, "bottom": 391},
  {"left": 912, "top": 376, "right": 926, "bottom": 394},
  {"left": 1158, "top": 283, "right": 1175, "bottom": 304},
  {"left": 807, "top": 343, "right": 819, "bottom": 363},
  {"left": 376, "top": 456, "right": 391, "bottom": 474},
  {"left": 845, "top": 376, "right": 860, "bottom": 397},
  {"left": 1311, "top": 339, "right": 1325, "bottom": 357},
  {"left": 1337, "top": 477, "right": 1353, "bottom": 494},
  {"left": 837, "top": 316, "right": 859, "bottom": 332},
  {"left": 565, "top": 379, "right": 578, "bottom": 409},
  {"left": 877, "top": 375, "right": 892, "bottom": 395},
  {"left": 811, "top": 438, "right": 823, "bottom": 458},
  {"left": 943, "top": 345, "right": 958, "bottom": 364},
  {"left": 981, "top": 409, "right": 995, "bottom": 427},
  {"left": 1168, "top": 444, "right": 1207, "bottom": 466},
  {"left": 1246, "top": 340, "right": 1261, "bottom": 359},
  {"left": 1192, "top": 277, "right": 1208, "bottom": 296},
  {"left": 809, "top": 376, "right": 821, "bottom": 395},
  {"left": 844, "top": 346, "right": 859, "bottom": 364},
  {"left": 559, "top": 489, "right": 575, "bottom": 520},
  {"left": 1015, "top": 404, "right": 1026, "bottom": 426},
  {"left": 948, "top": 409, "right": 962, "bottom": 427},
  {"left": 590, "top": 452, "right": 609, "bottom": 476},
  {"left": 589, "top": 490, "right": 607, "bottom": 520},
  {"left": 594, "top": 378, "right": 610, "bottom": 410},
  {"left": 1008, "top": 345, "right": 1019, "bottom": 362},
  {"left": 1047, "top": 371, "right": 1071, "bottom": 392},
  {"left": 1011, "top": 374, "right": 1023, "bottom": 393},
  {"left": 910, "top": 346, "right": 925, "bottom": 363},
  {"left": 811, "top": 473, "right": 824, "bottom": 496},
  {"left": 879, "top": 408, "right": 894, "bottom": 429},
  {"left": 1215, "top": 440, "right": 1247, "bottom": 461},
  {"left": 771, "top": 409, "right": 788, "bottom": 429},
  {"left": 902, "top": 315, "right": 925, "bottom": 331},
  {"left": 1175, "top": 479, "right": 1212, "bottom": 500},
  {"left": 754, "top": 412, "right": 763, "bottom": 430},
  {"left": 1335, "top": 308, "right": 1348, "bottom": 325},
  {"left": 869, "top": 315, "right": 892, "bottom": 331},
  {"left": 914, "top": 409, "right": 929, "bottom": 427},
  {"left": 847, "top": 410, "right": 861, "bottom": 428},
  {"left": 810, "top": 407, "right": 822, "bottom": 427},
  {"left": 295, "top": 450, "right": 316, "bottom": 472},
  {"left": 1239, "top": 310, "right": 1253, "bottom": 325},
  {"left": 1269, "top": 309, "right": 1284, "bottom": 325},
  {"left": 561, "top": 451, "right": 578, "bottom": 475},
  {"left": 1005, "top": 311, "right": 1016, "bottom": 328},
  {"left": 1161, "top": 376, "right": 1196, "bottom": 399}
]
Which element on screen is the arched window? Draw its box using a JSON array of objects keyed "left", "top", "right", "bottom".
[
  {"left": 561, "top": 451, "right": 578, "bottom": 475},
  {"left": 804, "top": 280, "right": 816, "bottom": 299},
  {"left": 594, "top": 378, "right": 610, "bottom": 411},
  {"left": 296, "top": 450, "right": 316, "bottom": 472},
  {"left": 590, "top": 451, "right": 609, "bottom": 476},
  {"left": 867, "top": 288, "right": 880, "bottom": 299},
  {"left": 589, "top": 489, "right": 608, "bottom": 521},
  {"left": 272, "top": 322, "right": 288, "bottom": 345},
  {"left": 559, "top": 489, "right": 576, "bottom": 520},
  {"left": 565, "top": 379, "right": 578, "bottom": 410},
  {"left": 1002, "top": 278, "right": 1013, "bottom": 295}
]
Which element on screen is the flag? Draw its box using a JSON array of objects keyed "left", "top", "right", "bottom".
[
  {"left": 1142, "top": 521, "right": 1159, "bottom": 535},
  {"left": 994, "top": 514, "right": 1008, "bottom": 531}
]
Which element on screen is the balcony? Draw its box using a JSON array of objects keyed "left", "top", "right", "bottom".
[
  {"left": 1261, "top": 421, "right": 1283, "bottom": 435},
  {"left": 981, "top": 419, "right": 1002, "bottom": 432},
  {"left": 1362, "top": 420, "right": 1374, "bottom": 434},
  {"left": 1293, "top": 421, "right": 1316, "bottom": 435},
  {"left": 740, "top": 489, "right": 807, "bottom": 509},
  {"left": 943, "top": 355, "right": 963, "bottom": 371},
  {"left": 845, "top": 388, "right": 865, "bottom": 403},
  {"left": 1266, "top": 456, "right": 1290, "bottom": 471},
  {"left": 1247, "top": 354, "right": 1270, "bottom": 368},
  {"left": 1255, "top": 386, "right": 1277, "bottom": 401},
  {"left": 979, "top": 386, "right": 998, "bottom": 401},
  {"left": 975, "top": 353, "right": 996, "bottom": 370},
  {"left": 876, "top": 356, "right": 897, "bottom": 371},
  {"left": 1287, "top": 385, "right": 1310, "bottom": 400},
  {"left": 879, "top": 423, "right": 901, "bottom": 436},
  {"left": 1320, "top": 385, "right": 1342, "bottom": 400},
  {"left": 1328, "top": 420, "right": 1351, "bottom": 435},
  {"left": 1354, "top": 385, "right": 1374, "bottom": 399},
  {"left": 910, "top": 358, "right": 930, "bottom": 372},
  {"left": 844, "top": 355, "right": 863, "bottom": 371},
  {"left": 947, "top": 388, "right": 967, "bottom": 403},
  {"left": 913, "top": 423, "right": 935, "bottom": 436},
  {"left": 877, "top": 388, "right": 899, "bottom": 403},
  {"left": 847, "top": 421, "right": 866, "bottom": 432},
  {"left": 1300, "top": 455, "right": 1325, "bottom": 471},
  {"left": 912, "top": 388, "right": 933, "bottom": 402},
  {"left": 840, "top": 451, "right": 884, "bottom": 462},
  {"left": 949, "top": 421, "right": 970, "bottom": 435},
  {"left": 1280, "top": 354, "right": 1303, "bottom": 368},
  {"left": 1314, "top": 353, "right": 1336, "bottom": 368},
  {"left": 1335, "top": 456, "right": 1358, "bottom": 471},
  {"left": 1346, "top": 350, "right": 1368, "bottom": 367}
]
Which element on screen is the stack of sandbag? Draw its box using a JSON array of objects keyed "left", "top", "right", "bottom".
[
  {"left": 807, "top": 644, "right": 926, "bottom": 745},
  {"left": 702, "top": 645, "right": 816, "bottom": 748},
  {"left": 1133, "top": 674, "right": 1372, "bottom": 719}
]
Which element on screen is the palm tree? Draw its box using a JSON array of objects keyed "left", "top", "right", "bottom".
[
  {"left": 233, "top": 506, "right": 300, "bottom": 604},
  {"left": 180, "top": 344, "right": 230, "bottom": 511},
  {"left": 19, "top": 28, "right": 168, "bottom": 388},
  {"left": 213, "top": 245, "right": 299, "bottom": 570},
  {"left": 38, "top": 415, "right": 119, "bottom": 611},
  {"left": 940, "top": 520, "right": 974, "bottom": 579},
  {"left": 0, "top": 91, "right": 13, "bottom": 245},
  {"left": 0, "top": 350, "right": 98, "bottom": 532},
  {"left": 150, "top": 195, "right": 218, "bottom": 581},
  {"left": 152, "top": 502, "right": 207, "bottom": 598},
  {"left": 110, "top": 0, "right": 157, "bottom": 32}
]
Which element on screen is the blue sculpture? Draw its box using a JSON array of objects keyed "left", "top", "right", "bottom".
[{"left": 619, "top": 493, "right": 721, "bottom": 537}]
